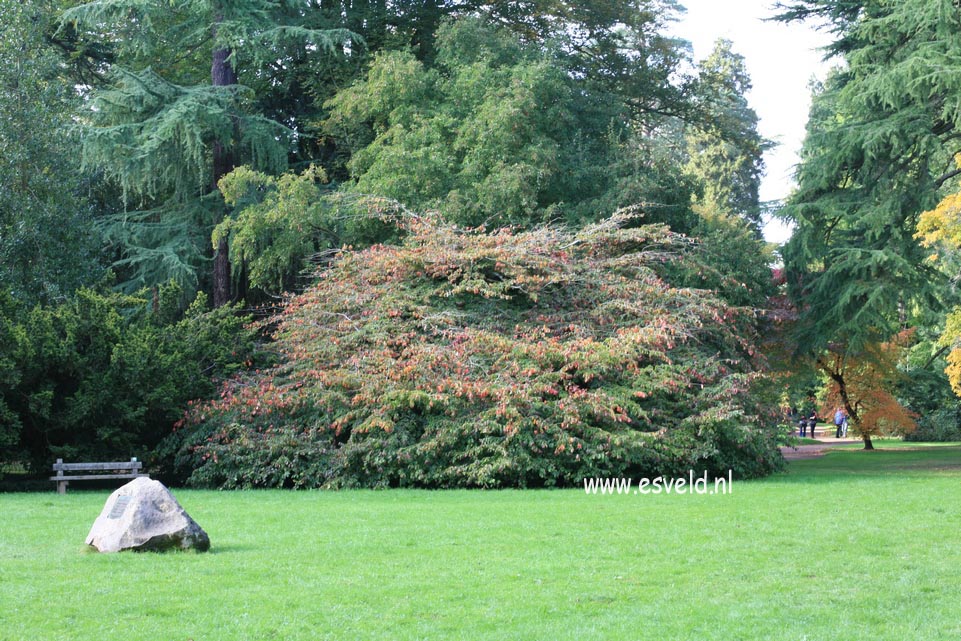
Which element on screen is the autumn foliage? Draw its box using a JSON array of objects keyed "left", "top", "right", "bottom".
[
  {"left": 169, "top": 211, "right": 782, "bottom": 488},
  {"left": 917, "top": 170, "right": 961, "bottom": 397},
  {"left": 818, "top": 331, "right": 918, "bottom": 444}
]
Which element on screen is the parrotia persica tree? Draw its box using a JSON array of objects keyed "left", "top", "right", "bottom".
[
  {"left": 167, "top": 210, "right": 783, "bottom": 489},
  {"left": 777, "top": 0, "right": 961, "bottom": 447}
]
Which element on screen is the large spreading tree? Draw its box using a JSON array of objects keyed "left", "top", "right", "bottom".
[{"left": 169, "top": 211, "right": 782, "bottom": 489}]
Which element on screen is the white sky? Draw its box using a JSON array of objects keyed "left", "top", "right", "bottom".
[{"left": 669, "top": 0, "right": 836, "bottom": 243}]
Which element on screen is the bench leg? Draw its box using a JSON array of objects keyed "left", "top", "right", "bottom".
[{"left": 57, "top": 481, "right": 67, "bottom": 495}]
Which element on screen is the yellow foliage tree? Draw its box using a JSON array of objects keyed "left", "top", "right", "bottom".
[{"left": 917, "top": 164, "right": 961, "bottom": 394}]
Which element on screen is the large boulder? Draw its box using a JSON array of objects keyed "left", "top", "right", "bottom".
[{"left": 85, "top": 477, "right": 210, "bottom": 553}]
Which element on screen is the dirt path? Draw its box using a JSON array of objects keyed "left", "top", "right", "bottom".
[{"left": 780, "top": 437, "right": 863, "bottom": 460}]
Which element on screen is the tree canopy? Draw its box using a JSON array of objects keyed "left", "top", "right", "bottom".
[
  {"left": 7, "top": 0, "right": 890, "bottom": 483},
  {"left": 0, "top": 0, "right": 102, "bottom": 304}
]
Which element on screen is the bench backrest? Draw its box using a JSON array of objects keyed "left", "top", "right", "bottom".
[{"left": 52, "top": 458, "right": 142, "bottom": 474}]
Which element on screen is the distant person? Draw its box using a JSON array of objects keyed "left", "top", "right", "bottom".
[
  {"left": 834, "top": 407, "right": 846, "bottom": 438},
  {"left": 798, "top": 412, "right": 807, "bottom": 437},
  {"left": 789, "top": 407, "right": 803, "bottom": 437},
  {"left": 807, "top": 411, "right": 818, "bottom": 438},
  {"left": 841, "top": 415, "right": 849, "bottom": 437}
]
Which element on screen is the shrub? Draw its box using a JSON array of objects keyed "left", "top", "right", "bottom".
[
  {"left": 175, "top": 211, "right": 783, "bottom": 488},
  {"left": 0, "top": 285, "right": 257, "bottom": 474},
  {"left": 903, "top": 406, "right": 961, "bottom": 442}
]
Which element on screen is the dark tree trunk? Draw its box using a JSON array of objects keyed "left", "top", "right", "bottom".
[
  {"left": 211, "top": 44, "right": 237, "bottom": 88},
  {"left": 817, "top": 355, "right": 874, "bottom": 450},
  {"left": 212, "top": 232, "right": 231, "bottom": 308},
  {"left": 210, "top": 24, "right": 238, "bottom": 308},
  {"left": 411, "top": 0, "right": 442, "bottom": 61}
]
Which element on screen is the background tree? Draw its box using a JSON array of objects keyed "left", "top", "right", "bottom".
[
  {"left": 685, "top": 38, "right": 768, "bottom": 233},
  {"left": 679, "top": 38, "right": 774, "bottom": 314},
  {"left": 776, "top": 0, "right": 961, "bottom": 447},
  {"left": 817, "top": 331, "right": 918, "bottom": 447},
  {"left": 62, "top": 0, "right": 354, "bottom": 304},
  {"left": 214, "top": 166, "right": 401, "bottom": 296},
  {"left": 917, "top": 169, "right": 961, "bottom": 406},
  {"left": 0, "top": 0, "right": 103, "bottom": 305},
  {"left": 0, "top": 290, "right": 27, "bottom": 457},
  {"left": 219, "top": 22, "right": 773, "bottom": 313},
  {"left": 322, "top": 19, "right": 619, "bottom": 229},
  {"left": 61, "top": 0, "right": 701, "bottom": 306}
]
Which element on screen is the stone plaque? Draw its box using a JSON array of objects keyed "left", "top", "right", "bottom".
[{"left": 108, "top": 495, "right": 131, "bottom": 520}]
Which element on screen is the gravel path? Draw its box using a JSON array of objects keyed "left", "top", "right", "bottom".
[{"left": 780, "top": 437, "right": 863, "bottom": 460}]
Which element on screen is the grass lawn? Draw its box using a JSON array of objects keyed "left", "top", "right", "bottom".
[{"left": 2, "top": 444, "right": 960, "bottom": 641}]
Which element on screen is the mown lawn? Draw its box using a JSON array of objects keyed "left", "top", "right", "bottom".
[{"left": 2, "top": 443, "right": 959, "bottom": 641}]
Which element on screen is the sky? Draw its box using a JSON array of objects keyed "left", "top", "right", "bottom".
[{"left": 669, "top": 0, "right": 836, "bottom": 243}]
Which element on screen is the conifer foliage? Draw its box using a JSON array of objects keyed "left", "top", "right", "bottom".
[
  {"left": 171, "top": 211, "right": 782, "bottom": 488},
  {"left": 778, "top": 0, "right": 961, "bottom": 348},
  {"left": 776, "top": 0, "right": 961, "bottom": 447},
  {"left": 63, "top": 0, "right": 353, "bottom": 301}
]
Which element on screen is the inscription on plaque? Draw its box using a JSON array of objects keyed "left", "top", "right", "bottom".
[{"left": 108, "top": 495, "right": 132, "bottom": 520}]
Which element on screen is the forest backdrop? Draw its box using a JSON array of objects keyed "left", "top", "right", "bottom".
[{"left": 3, "top": 0, "right": 961, "bottom": 487}]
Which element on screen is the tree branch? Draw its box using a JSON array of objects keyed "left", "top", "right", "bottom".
[
  {"left": 935, "top": 166, "right": 961, "bottom": 190},
  {"left": 921, "top": 344, "right": 951, "bottom": 371}
]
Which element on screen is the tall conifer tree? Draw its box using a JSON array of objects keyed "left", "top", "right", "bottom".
[
  {"left": 777, "top": 0, "right": 961, "bottom": 446},
  {"left": 63, "top": 0, "right": 353, "bottom": 303},
  {"left": 685, "top": 39, "right": 768, "bottom": 232}
]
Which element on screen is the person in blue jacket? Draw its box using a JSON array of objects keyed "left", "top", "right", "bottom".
[{"left": 834, "top": 407, "right": 846, "bottom": 439}]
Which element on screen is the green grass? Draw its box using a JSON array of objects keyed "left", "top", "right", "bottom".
[
  {"left": 2, "top": 446, "right": 960, "bottom": 641},
  {"left": 832, "top": 438, "right": 961, "bottom": 450}
]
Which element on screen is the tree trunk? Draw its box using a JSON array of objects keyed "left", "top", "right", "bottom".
[
  {"left": 817, "top": 355, "right": 874, "bottom": 451},
  {"left": 210, "top": 22, "right": 237, "bottom": 308},
  {"left": 212, "top": 233, "right": 231, "bottom": 308}
]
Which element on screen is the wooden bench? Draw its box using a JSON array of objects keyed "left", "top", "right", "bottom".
[{"left": 50, "top": 458, "right": 148, "bottom": 494}]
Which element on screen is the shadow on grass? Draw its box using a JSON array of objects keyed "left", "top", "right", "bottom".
[{"left": 207, "top": 544, "right": 259, "bottom": 554}]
